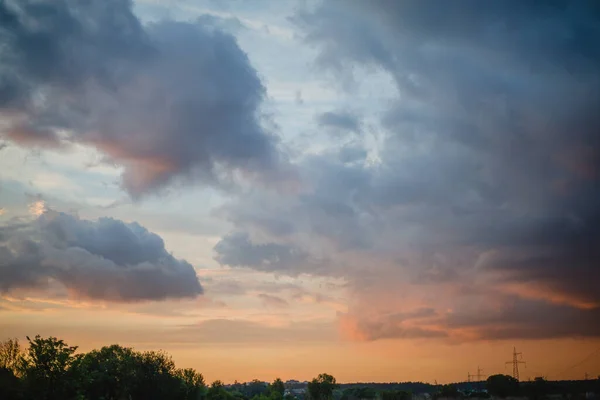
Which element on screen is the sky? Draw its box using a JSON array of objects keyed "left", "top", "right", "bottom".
[{"left": 1, "top": 0, "right": 599, "bottom": 384}]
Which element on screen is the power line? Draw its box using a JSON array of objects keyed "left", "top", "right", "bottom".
[
  {"left": 506, "top": 347, "right": 526, "bottom": 381},
  {"left": 552, "top": 347, "right": 600, "bottom": 379}
]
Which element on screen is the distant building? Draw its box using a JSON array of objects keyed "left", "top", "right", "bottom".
[{"left": 284, "top": 388, "right": 307, "bottom": 398}]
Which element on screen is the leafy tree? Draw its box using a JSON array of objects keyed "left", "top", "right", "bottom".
[
  {"left": 70, "top": 344, "right": 138, "bottom": 400},
  {"left": 486, "top": 375, "right": 519, "bottom": 398},
  {"left": 211, "top": 380, "right": 226, "bottom": 389},
  {"left": 522, "top": 377, "right": 549, "bottom": 400},
  {"left": 341, "top": 387, "right": 377, "bottom": 400},
  {"left": 308, "top": 373, "right": 338, "bottom": 400},
  {"left": 207, "top": 380, "right": 236, "bottom": 400},
  {"left": 380, "top": 390, "right": 411, "bottom": 400},
  {"left": 0, "top": 338, "right": 22, "bottom": 375},
  {"left": 177, "top": 368, "right": 207, "bottom": 400},
  {"left": 0, "top": 340, "right": 23, "bottom": 399},
  {"left": 130, "top": 350, "right": 184, "bottom": 400},
  {"left": 20, "top": 335, "right": 78, "bottom": 400},
  {"left": 270, "top": 378, "right": 286, "bottom": 398},
  {"left": 436, "top": 385, "right": 459, "bottom": 399},
  {"left": 0, "top": 334, "right": 213, "bottom": 400},
  {"left": 245, "top": 379, "right": 269, "bottom": 398}
]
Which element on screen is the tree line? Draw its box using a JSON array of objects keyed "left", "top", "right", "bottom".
[
  {"left": 1, "top": 336, "right": 598, "bottom": 400},
  {"left": 0, "top": 336, "right": 342, "bottom": 400}
]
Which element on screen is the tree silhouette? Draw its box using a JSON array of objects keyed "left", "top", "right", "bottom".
[
  {"left": 20, "top": 335, "right": 78, "bottom": 400},
  {"left": 308, "top": 373, "right": 338, "bottom": 400},
  {"left": 0, "top": 338, "right": 21, "bottom": 375},
  {"left": 271, "top": 378, "right": 285, "bottom": 396},
  {"left": 486, "top": 374, "right": 519, "bottom": 398}
]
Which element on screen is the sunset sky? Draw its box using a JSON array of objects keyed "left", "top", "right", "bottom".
[{"left": 1, "top": 0, "right": 599, "bottom": 384}]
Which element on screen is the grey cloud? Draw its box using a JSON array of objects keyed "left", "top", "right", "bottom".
[
  {"left": 337, "top": 143, "right": 367, "bottom": 164},
  {"left": 0, "top": 210, "right": 203, "bottom": 302},
  {"left": 204, "top": 0, "right": 600, "bottom": 340},
  {"left": 295, "top": 0, "right": 600, "bottom": 93},
  {"left": 213, "top": 231, "right": 328, "bottom": 275},
  {"left": 201, "top": 276, "right": 318, "bottom": 302},
  {"left": 316, "top": 110, "right": 361, "bottom": 134},
  {"left": 342, "top": 297, "right": 600, "bottom": 341},
  {"left": 477, "top": 246, "right": 600, "bottom": 308},
  {"left": 297, "top": 2, "right": 599, "bottom": 286},
  {"left": 195, "top": 14, "right": 246, "bottom": 33},
  {"left": 0, "top": 0, "right": 288, "bottom": 197},
  {"left": 217, "top": 153, "right": 374, "bottom": 258},
  {"left": 0, "top": 0, "right": 152, "bottom": 105},
  {"left": 444, "top": 297, "right": 600, "bottom": 340}
]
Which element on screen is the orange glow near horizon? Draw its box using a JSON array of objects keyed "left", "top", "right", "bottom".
[{"left": 2, "top": 294, "right": 599, "bottom": 384}]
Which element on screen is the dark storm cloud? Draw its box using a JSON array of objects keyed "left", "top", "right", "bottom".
[
  {"left": 477, "top": 245, "right": 600, "bottom": 308},
  {"left": 295, "top": 2, "right": 600, "bottom": 274},
  {"left": 0, "top": 210, "right": 203, "bottom": 302},
  {"left": 0, "top": 0, "right": 152, "bottom": 105},
  {"left": 294, "top": 0, "right": 600, "bottom": 90},
  {"left": 208, "top": 0, "right": 600, "bottom": 340},
  {"left": 444, "top": 297, "right": 600, "bottom": 340},
  {"left": 0, "top": 0, "right": 287, "bottom": 197},
  {"left": 316, "top": 110, "right": 361, "bottom": 134}
]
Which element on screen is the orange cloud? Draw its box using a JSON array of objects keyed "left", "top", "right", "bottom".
[{"left": 499, "top": 282, "right": 599, "bottom": 310}]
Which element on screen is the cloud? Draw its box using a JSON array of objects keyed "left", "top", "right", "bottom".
[
  {"left": 0, "top": 208, "right": 203, "bottom": 302},
  {"left": 339, "top": 292, "right": 600, "bottom": 342},
  {"left": 258, "top": 293, "right": 289, "bottom": 308},
  {"left": 214, "top": 231, "right": 328, "bottom": 275},
  {"left": 195, "top": 14, "right": 246, "bottom": 33},
  {"left": 339, "top": 315, "right": 448, "bottom": 341},
  {"left": 477, "top": 246, "right": 600, "bottom": 309},
  {"left": 1, "top": 122, "right": 64, "bottom": 149},
  {"left": 28, "top": 200, "right": 47, "bottom": 217},
  {"left": 316, "top": 110, "right": 361, "bottom": 134},
  {"left": 0, "top": 0, "right": 289, "bottom": 197},
  {"left": 206, "top": 0, "right": 600, "bottom": 341},
  {"left": 216, "top": 154, "right": 375, "bottom": 257},
  {"left": 339, "top": 309, "right": 447, "bottom": 341},
  {"left": 443, "top": 296, "right": 600, "bottom": 341}
]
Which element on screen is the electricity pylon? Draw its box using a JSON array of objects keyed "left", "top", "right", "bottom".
[{"left": 506, "top": 347, "right": 526, "bottom": 381}]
